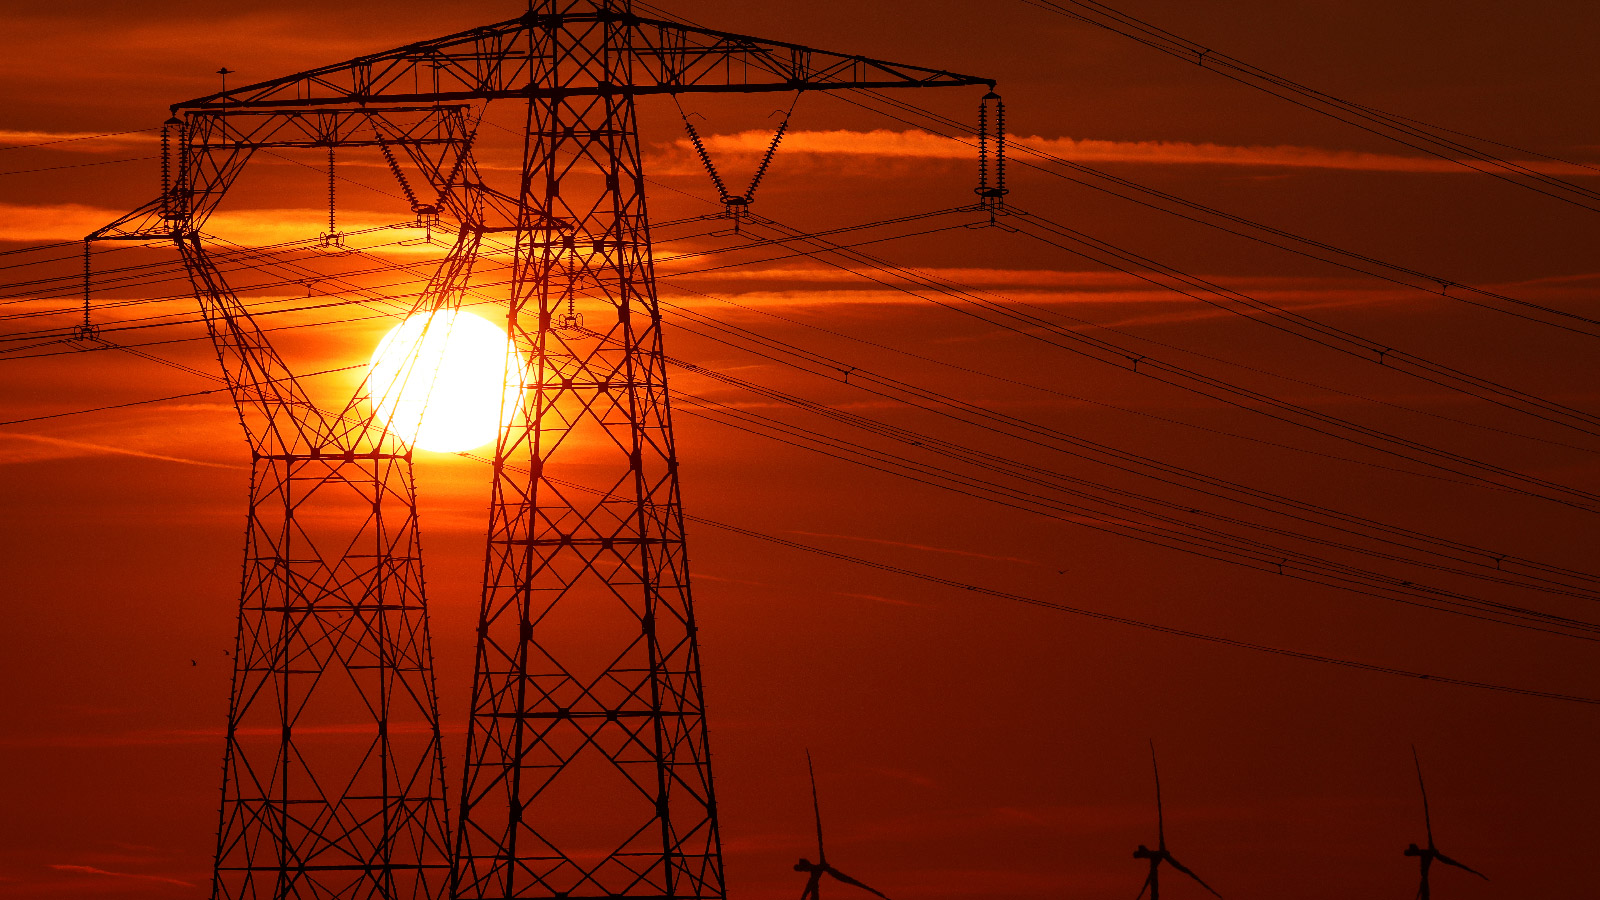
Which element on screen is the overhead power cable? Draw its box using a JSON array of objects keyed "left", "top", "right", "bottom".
[
  {"left": 1003, "top": 207, "right": 1600, "bottom": 441},
  {"left": 735, "top": 213, "right": 1600, "bottom": 514},
  {"left": 0, "top": 155, "right": 158, "bottom": 177},
  {"left": 28, "top": 212, "right": 1600, "bottom": 614},
  {"left": 688, "top": 514, "right": 1600, "bottom": 707},
  {"left": 17, "top": 205, "right": 1596, "bottom": 526},
  {"left": 654, "top": 295, "right": 1600, "bottom": 597},
  {"left": 21, "top": 217, "right": 1600, "bottom": 672},
  {"left": 659, "top": 372, "right": 1600, "bottom": 641},
  {"left": 1015, "top": 0, "right": 1600, "bottom": 213},
  {"left": 26, "top": 223, "right": 1600, "bottom": 618},
  {"left": 832, "top": 88, "right": 1600, "bottom": 340}
]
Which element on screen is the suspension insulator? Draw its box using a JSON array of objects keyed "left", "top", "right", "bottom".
[
  {"left": 321, "top": 145, "right": 347, "bottom": 252},
  {"left": 976, "top": 91, "right": 1009, "bottom": 210},
  {"left": 77, "top": 241, "right": 97, "bottom": 342},
  {"left": 162, "top": 116, "right": 185, "bottom": 223},
  {"left": 976, "top": 97, "right": 989, "bottom": 196}
]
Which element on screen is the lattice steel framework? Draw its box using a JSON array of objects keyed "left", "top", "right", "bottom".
[
  {"left": 99, "top": 3, "right": 990, "bottom": 899},
  {"left": 93, "top": 106, "right": 483, "bottom": 900}
]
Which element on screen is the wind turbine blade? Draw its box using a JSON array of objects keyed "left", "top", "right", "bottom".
[
  {"left": 1150, "top": 739, "right": 1165, "bottom": 850},
  {"left": 800, "top": 874, "right": 821, "bottom": 900},
  {"left": 1435, "top": 852, "right": 1488, "bottom": 881},
  {"left": 824, "top": 866, "right": 891, "bottom": 900},
  {"left": 1134, "top": 869, "right": 1153, "bottom": 900},
  {"left": 808, "top": 749, "right": 826, "bottom": 862},
  {"left": 1412, "top": 745, "right": 1434, "bottom": 849},
  {"left": 1166, "top": 856, "right": 1223, "bottom": 899}
]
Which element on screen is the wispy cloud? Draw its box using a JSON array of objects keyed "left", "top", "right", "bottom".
[
  {"left": 0, "top": 432, "right": 241, "bottom": 469},
  {"left": 0, "top": 720, "right": 436, "bottom": 749},
  {"left": 835, "top": 590, "right": 921, "bottom": 607},
  {"left": 0, "top": 202, "right": 433, "bottom": 247},
  {"left": 46, "top": 865, "right": 192, "bottom": 888},
  {"left": 691, "top": 129, "right": 1600, "bottom": 176},
  {"left": 0, "top": 130, "right": 157, "bottom": 152}
]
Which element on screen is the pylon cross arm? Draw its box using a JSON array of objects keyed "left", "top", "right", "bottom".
[{"left": 170, "top": 10, "right": 993, "bottom": 113}]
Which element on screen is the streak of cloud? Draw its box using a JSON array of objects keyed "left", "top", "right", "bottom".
[
  {"left": 0, "top": 130, "right": 158, "bottom": 152},
  {"left": 0, "top": 202, "right": 437, "bottom": 247},
  {"left": 0, "top": 432, "right": 242, "bottom": 469},
  {"left": 691, "top": 129, "right": 1600, "bottom": 176},
  {"left": 836, "top": 590, "right": 921, "bottom": 607},
  {"left": 46, "top": 865, "right": 193, "bottom": 888}
]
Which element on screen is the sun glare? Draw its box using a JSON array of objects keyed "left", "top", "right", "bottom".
[{"left": 367, "top": 309, "right": 523, "bottom": 453}]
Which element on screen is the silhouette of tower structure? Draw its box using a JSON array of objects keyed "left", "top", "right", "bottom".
[
  {"left": 93, "top": 108, "right": 481, "bottom": 899},
  {"left": 1134, "top": 743, "right": 1222, "bottom": 900},
  {"left": 1406, "top": 749, "right": 1487, "bottom": 899},
  {"left": 98, "top": 3, "right": 991, "bottom": 899}
]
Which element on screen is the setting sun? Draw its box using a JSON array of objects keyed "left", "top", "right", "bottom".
[{"left": 367, "top": 308, "right": 523, "bottom": 452}]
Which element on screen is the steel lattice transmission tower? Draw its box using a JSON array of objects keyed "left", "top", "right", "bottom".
[
  {"left": 98, "top": 2, "right": 990, "bottom": 898},
  {"left": 92, "top": 107, "right": 482, "bottom": 899}
]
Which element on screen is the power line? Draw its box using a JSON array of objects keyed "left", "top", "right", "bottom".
[
  {"left": 665, "top": 380, "right": 1600, "bottom": 641},
  {"left": 1004, "top": 207, "right": 1600, "bottom": 441},
  {"left": 690, "top": 515, "right": 1600, "bottom": 706},
  {"left": 655, "top": 295, "right": 1600, "bottom": 596},
  {"left": 831, "top": 88, "right": 1600, "bottom": 340},
  {"left": 0, "top": 155, "right": 157, "bottom": 177},
  {"left": 736, "top": 213, "right": 1600, "bottom": 514},
  {"left": 1015, "top": 0, "right": 1600, "bottom": 213}
]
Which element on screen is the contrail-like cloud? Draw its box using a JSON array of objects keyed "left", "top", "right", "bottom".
[
  {"left": 691, "top": 129, "right": 1600, "bottom": 176},
  {"left": 48, "top": 864, "right": 194, "bottom": 888},
  {"left": 0, "top": 432, "right": 241, "bottom": 469},
  {"left": 0, "top": 129, "right": 157, "bottom": 152},
  {"left": 0, "top": 202, "right": 427, "bottom": 246}
]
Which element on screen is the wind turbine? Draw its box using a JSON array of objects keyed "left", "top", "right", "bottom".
[
  {"left": 1406, "top": 747, "right": 1488, "bottom": 899},
  {"left": 795, "top": 751, "right": 893, "bottom": 900},
  {"left": 1134, "top": 742, "right": 1223, "bottom": 900}
]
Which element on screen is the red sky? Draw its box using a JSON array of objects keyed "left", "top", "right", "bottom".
[{"left": 2, "top": 1, "right": 1599, "bottom": 898}]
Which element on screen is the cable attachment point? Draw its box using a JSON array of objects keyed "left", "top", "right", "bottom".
[
  {"left": 318, "top": 145, "right": 351, "bottom": 253},
  {"left": 676, "top": 93, "right": 799, "bottom": 230},
  {"left": 975, "top": 91, "right": 1009, "bottom": 216},
  {"left": 555, "top": 236, "right": 584, "bottom": 333},
  {"left": 730, "top": 100, "right": 797, "bottom": 221}
]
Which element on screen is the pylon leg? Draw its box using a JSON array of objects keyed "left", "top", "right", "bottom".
[
  {"left": 182, "top": 243, "right": 453, "bottom": 900},
  {"left": 452, "top": 14, "right": 726, "bottom": 899}
]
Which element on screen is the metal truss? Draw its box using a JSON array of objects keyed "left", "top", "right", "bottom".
[
  {"left": 95, "top": 2, "right": 990, "bottom": 898},
  {"left": 94, "top": 107, "right": 480, "bottom": 900},
  {"left": 167, "top": 6, "right": 990, "bottom": 112}
]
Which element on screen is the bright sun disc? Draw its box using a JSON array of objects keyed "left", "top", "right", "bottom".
[{"left": 368, "top": 309, "right": 523, "bottom": 453}]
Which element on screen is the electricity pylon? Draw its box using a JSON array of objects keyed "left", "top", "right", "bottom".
[
  {"left": 100, "top": 2, "right": 991, "bottom": 898},
  {"left": 92, "top": 108, "right": 480, "bottom": 899}
]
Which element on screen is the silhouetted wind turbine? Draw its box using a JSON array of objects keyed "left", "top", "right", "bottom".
[
  {"left": 1406, "top": 747, "right": 1487, "bottom": 900},
  {"left": 795, "top": 751, "right": 892, "bottom": 900},
  {"left": 1134, "top": 742, "right": 1222, "bottom": 900}
]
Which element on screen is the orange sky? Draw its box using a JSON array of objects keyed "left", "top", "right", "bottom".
[{"left": 2, "top": 1, "right": 1599, "bottom": 898}]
